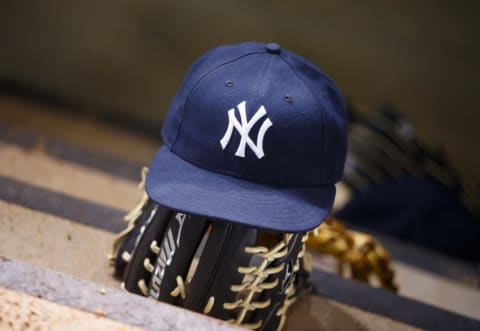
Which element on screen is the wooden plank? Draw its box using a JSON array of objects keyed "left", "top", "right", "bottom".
[
  {"left": 0, "top": 287, "right": 145, "bottom": 331},
  {"left": 395, "top": 262, "right": 480, "bottom": 320},
  {"left": 310, "top": 269, "right": 480, "bottom": 331},
  {"left": 0, "top": 142, "right": 140, "bottom": 211},
  {"left": 286, "top": 293, "right": 419, "bottom": 331},
  {"left": 0, "top": 97, "right": 159, "bottom": 164},
  {"left": 0, "top": 257, "right": 421, "bottom": 331},
  {"left": 0, "top": 121, "right": 144, "bottom": 182},
  {"left": 0, "top": 176, "right": 125, "bottom": 233},
  {"left": 311, "top": 251, "right": 480, "bottom": 321},
  {"left": 0, "top": 259, "right": 243, "bottom": 331},
  {"left": 0, "top": 201, "right": 119, "bottom": 287}
]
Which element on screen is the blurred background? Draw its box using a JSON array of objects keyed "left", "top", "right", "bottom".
[
  {"left": 0, "top": 0, "right": 479, "bottom": 170},
  {"left": 0, "top": 0, "right": 479, "bottom": 325}
]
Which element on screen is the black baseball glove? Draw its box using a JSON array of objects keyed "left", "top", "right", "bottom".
[{"left": 109, "top": 169, "right": 310, "bottom": 331}]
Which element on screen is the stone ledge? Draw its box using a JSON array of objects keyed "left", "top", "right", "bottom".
[{"left": 0, "top": 258, "right": 243, "bottom": 331}]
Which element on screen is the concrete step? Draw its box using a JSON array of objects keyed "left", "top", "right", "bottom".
[{"left": 0, "top": 258, "right": 242, "bottom": 331}]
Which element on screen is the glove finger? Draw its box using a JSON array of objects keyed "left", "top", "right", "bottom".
[
  {"left": 149, "top": 213, "right": 209, "bottom": 303},
  {"left": 114, "top": 200, "right": 158, "bottom": 278},
  {"left": 250, "top": 233, "right": 305, "bottom": 331},
  {"left": 185, "top": 221, "right": 257, "bottom": 319},
  {"left": 123, "top": 204, "right": 172, "bottom": 295}
]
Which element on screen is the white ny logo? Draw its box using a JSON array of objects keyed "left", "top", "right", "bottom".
[{"left": 220, "top": 101, "right": 273, "bottom": 159}]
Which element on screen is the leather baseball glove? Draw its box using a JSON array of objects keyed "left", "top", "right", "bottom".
[{"left": 109, "top": 169, "right": 310, "bottom": 331}]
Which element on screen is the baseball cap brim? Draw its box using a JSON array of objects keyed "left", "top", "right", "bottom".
[{"left": 145, "top": 146, "right": 335, "bottom": 232}]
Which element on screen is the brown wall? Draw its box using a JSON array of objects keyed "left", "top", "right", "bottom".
[{"left": 0, "top": 0, "right": 478, "bottom": 175}]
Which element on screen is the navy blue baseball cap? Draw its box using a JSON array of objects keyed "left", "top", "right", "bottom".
[{"left": 146, "top": 42, "right": 347, "bottom": 232}]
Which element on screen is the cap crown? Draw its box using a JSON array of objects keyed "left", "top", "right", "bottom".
[{"left": 162, "top": 42, "right": 347, "bottom": 186}]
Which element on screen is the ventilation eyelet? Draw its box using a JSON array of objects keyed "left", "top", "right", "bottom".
[
  {"left": 225, "top": 80, "right": 234, "bottom": 87},
  {"left": 283, "top": 95, "right": 293, "bottom": 103}
]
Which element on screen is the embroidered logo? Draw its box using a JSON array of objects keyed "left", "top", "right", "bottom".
[{"left": 220, "top": 101, "right": 273, "bottom": 159}]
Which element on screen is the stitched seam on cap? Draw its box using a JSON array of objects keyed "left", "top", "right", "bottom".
[
  {"left": 252, "top": 54, "right": 272, "bottom": 108},
  {"left": 278, "top": 55, "right": 326, "bottom": 174},
  {"left": 171, "top": 51, "right": 265, "bottom": 147}
]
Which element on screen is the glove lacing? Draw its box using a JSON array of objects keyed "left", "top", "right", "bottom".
[
  {"left": 222, "top": 233, "right": 308, "bottom": 330},
  {"left": 108, "top": 167, "right": 149, "bottom": 264}
]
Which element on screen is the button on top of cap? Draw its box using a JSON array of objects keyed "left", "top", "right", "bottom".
[{"left": 265, "top": 43, "right": 281, "bottom": 54}]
